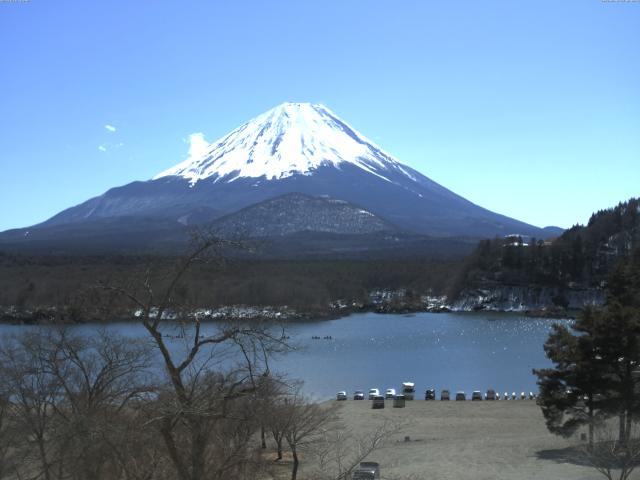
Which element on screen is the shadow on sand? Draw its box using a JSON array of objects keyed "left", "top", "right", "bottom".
[
  {"left": 536, "top": 444, "right": 640, "bottom": 470},
  {"left": 535, "top": 446, "right": 593, "bottom": 467}
]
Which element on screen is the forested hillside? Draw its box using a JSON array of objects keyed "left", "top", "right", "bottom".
[
  {"left": 2, "top": 198, "right": 638, "bottom": 321},
  {"left": 451, "top": 198, "right": 640, "bottom": 308},
  {"left": 0, "top": 253, "right": 459, "bottom": 322}
]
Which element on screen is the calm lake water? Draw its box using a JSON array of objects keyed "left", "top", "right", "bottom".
[{"left": 0, "top": 312, "right": 570, "bottom": 400}]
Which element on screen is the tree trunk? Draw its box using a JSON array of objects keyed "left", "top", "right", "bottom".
[
  {"left": 290, "top": 448, "right": 299, "bottom": 480},
  {"left": 588, "top": 400, "right": 594, "bottom": 449},
  {"left": 261, "top": 425, "right": 267, "bottom": 449},
  {"left": 618, "top": 411, "right": 627, "bottom": 446},
  {"left": 625, "top": 411, "right": 632, "bottom": 445},
  {"left": 190, "top": 419, "right": 207, "bottom": 480},
  {"left": 37, "top": 437, "right": 52, "bottom": 480},
  {"left": 272, "top": 431, "right": 283, "bottom": 460},
  {"left": 160, "top": 419, "right": 190, "bottom": 480}
]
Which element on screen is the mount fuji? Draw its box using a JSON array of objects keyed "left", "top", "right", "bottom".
[{"left": 0, "top": 102, "right": 561, "bottom": 254}]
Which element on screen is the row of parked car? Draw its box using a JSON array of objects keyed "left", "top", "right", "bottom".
[
  {"left": 425, "top": 389, "right": 537, "bottom": 401},
  {"left": 337, "top": 388, "right": 537, "bottom": 401},
  {"left": 336, "top": 384, "right": 415, "bottom": 401}
]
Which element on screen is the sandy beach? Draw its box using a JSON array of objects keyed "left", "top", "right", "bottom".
[{"left": 327, "top": 399, "right": 604, "bottom": 480}]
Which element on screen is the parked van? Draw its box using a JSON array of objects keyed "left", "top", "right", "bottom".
[
  {"left": 401, "top": 382, "right": 415, "bottom": 400},
  {"left": 455, "top": 391, "right": 466, "bottom": 401},
  {"left": 441, "top": 389, "right": 450, "bottom": 401}
]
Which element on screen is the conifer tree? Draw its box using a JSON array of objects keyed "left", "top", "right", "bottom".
[
  {"left": 535, "top": 310, "right": 609, "bottom": 446},
  {"left": 535, "top": 245, "right": 640, "bottom": 445}
]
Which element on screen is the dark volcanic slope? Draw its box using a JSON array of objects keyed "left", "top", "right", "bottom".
[
  {"left": 212, "top": 193, "right": 395, "bottom": 236},
  {"left": 0, "top": 217, "right": 191, "bottom": 254},
  {"left": 30, "top": 161, "right": 551, "bottom": 239},
  {"left": 0, "top": 102, "right": 561, "bottom": 253}
]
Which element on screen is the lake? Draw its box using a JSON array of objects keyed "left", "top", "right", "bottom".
[{"left": 0, "top": 311, "right": 569, "bottom": 400}]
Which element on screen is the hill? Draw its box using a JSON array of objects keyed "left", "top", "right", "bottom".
[{"left": 451, "top": 198, "right": 640, "bottom": 312}]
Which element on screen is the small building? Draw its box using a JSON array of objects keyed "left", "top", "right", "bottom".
[{"left": 393, "top": 395, "right": 406, "bottom": 408}]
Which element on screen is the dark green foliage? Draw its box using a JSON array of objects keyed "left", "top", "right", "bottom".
[
  {"left": 451, "top": 198, "right": 640, "bottom": 299},
  {"left": 534, "top": 310, "right": 609, "bottom": 444},
  {"left": 534, "top": 244, "right": 640, "bottom": 445},
  {"left": 607, "top": 246, "right": 640, "bottom": 309},
  {"left": 0, "top": 254, "right": 461, "bottom": 318}
]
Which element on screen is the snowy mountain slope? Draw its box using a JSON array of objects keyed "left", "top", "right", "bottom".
[
  {"left": 153, "top": 102, "right": 418, "bottom": 185},
  {"left": 0, "top": 102, "right": 561, "bottom": 252}
]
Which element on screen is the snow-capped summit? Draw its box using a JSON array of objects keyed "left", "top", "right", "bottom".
[
  {"left": 1, "top": 102, "right": 561, "bottom": 253},
  {"left": 153, "top": 102, "right": 416, "bottom": 184}
]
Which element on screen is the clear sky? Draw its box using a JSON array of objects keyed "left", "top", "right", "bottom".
[{"left": 0, "top": 0, "right": 638, "bottom": 231}]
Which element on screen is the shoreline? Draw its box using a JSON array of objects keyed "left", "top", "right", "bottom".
[{"left": 0, "top": 302, "right": 577, "bottom": 325}]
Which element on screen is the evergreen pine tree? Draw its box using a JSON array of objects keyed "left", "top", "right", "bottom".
[
  {"left": 534, "top": 311, "right": 609, "bottom": 446},
  {"left": 535, "top": 245, "right": 640, "bottom": 445}
]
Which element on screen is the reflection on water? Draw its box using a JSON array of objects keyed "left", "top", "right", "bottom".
[{"left": 0, "top": 312, "right": 570, "bottom": 401}]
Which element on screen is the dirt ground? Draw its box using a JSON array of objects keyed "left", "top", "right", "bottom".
[{"left": 326, "top": 399, "right": 609, "bottom": 480}]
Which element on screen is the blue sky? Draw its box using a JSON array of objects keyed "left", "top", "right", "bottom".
[{"left": 0, "top": 0, "right": 638, "bottom": 231}]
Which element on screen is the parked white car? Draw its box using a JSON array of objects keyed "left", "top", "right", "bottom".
[
  {"left": 385, "top": 388, "right": 396, "bottom": 398},
  {"left": 368, "top": 388, "right": 380, "bottom": 399},
  {"left": 336, "top": 391, "right": 347, "bottom": 401}
]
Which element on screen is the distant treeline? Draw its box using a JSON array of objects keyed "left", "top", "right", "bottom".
[
  {"left": 3, "top": 198, "right": 639, "bottom": 318},
  {"left": 0, "top": 252, "right": 460, "bottom": 319},
  {"left": 450, "top": 198, "right": 640, "bottom": 299}
]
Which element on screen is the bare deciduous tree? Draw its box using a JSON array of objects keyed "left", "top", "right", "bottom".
[
  {"left": 0, "top": 329, "right": 153, "bottom": 480},
  {"left": 101, "top": 233, "right": 289, "bottom": 480},
  {"left": 0, "top": 333, "right": 62, "bottom": 480},
  {"left": 44, "top": 329, "right": 153, "bottom": 480},
  {"left": 0, "top": 234, "right": 336, "bottom": 480},
  {"left": 103, "top": 404, "right": 168, "bottom": 480},
  {"left": 268, "top": 403, "right": 288, "bottom": 462},
  {"left": 0, "top": 390, "right": 17, "bottom": 479},
  {"left": 276, "top": 390, "right": 338, "bottom": 480},
  {"left": 311, "top": 418, "right": 403, "bottom": 480},
  {"left": 578, "top": 422, "right": 640, "bottom": 480}
]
